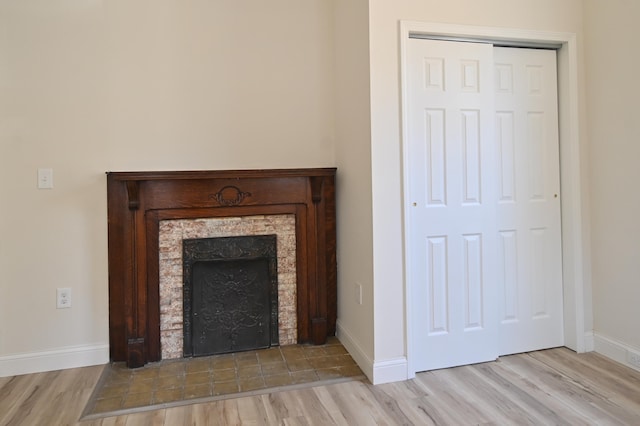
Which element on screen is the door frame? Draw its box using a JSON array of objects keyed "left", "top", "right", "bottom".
[{"left": 400, "top": 21, "right": 588, "bottom": 377}]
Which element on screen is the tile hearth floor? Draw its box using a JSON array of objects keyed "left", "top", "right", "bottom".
[{"left": 83, "top": 338, "right": 364, "bottom": 418}]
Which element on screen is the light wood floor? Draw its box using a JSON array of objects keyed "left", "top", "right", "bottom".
[{"left": 2, "top": 347, "right": 640, "bottom": 425}]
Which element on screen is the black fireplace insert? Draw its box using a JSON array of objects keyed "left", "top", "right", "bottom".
[{"left": 182, "top": 235, "right": 279, "bottom": 357}]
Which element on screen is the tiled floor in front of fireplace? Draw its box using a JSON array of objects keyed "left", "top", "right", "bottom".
[{"left": 82, "top": 338, "right": 364, "bottom": 419}]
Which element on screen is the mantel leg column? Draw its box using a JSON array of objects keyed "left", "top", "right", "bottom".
[
  {"left": 125, "top": 180, "right": 147, "bottom": 368},
  {"left": 309, "top": 177, "right": 328, "bottom": 345}
]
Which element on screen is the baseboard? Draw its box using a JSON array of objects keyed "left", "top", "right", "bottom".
[
  {"left": 336, "top": 321, "right": 408, "bottom": 385},
  {"left": 0, "top": 343, "right": 109, "bottom": 378},
  {"left": 371, "top": 356, "right": 408, "bottom": 385},
  {"left": 594, "top": 332, "right": 640, "bottom": 372},
  {"left": 583, "top": 331, "right": 595, "bottom": 352},
  {"left": 336, "top": 320, "right": 373, "bottom": 381}
]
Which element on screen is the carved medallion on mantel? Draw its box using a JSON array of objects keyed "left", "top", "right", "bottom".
[
  {"left": 107, "top": 168, "right": 337, "bottom": 368},
  {"left": 210, "top": 185, "right": 252, "bottom": 206}
]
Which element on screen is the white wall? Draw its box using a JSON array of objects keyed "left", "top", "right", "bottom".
[
  {"left": 584, "top": 0, "right": 640, "bottom": 366},
  {"left": 0, "top": 0, "right": 336, "bottom": 376},
  {"left": 367, "top": 0, "right": 589, "bottom": 383}
]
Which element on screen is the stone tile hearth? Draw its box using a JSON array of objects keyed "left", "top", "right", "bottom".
[{"left": 82, "top": 338, "right": 364, "bottom": 420}]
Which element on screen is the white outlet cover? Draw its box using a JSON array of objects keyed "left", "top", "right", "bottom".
[
  {"left": 628, "top": 350, "right": 640, "bottom": 369},
  {"left": 56, "top": 287, "right": 71, "bottom": 309}
]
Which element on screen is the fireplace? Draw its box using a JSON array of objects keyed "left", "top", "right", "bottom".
[
  {"left": 183, "top": 235, "right": 279, "bottom": 357},
  {"left": 106, "top": 168, "right": 337, "bottom": 368},
  {"left": 158, "top": 215, "right": 298, "bottom": 359}
]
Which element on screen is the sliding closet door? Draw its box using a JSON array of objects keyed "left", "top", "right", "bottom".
[{"left": 406, "top": 39, "right": 563, "bottom": 372}]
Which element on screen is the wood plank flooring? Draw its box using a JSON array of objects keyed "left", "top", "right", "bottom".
[{"left": 2, "top": 347, "right": 640, "bottom": 425}]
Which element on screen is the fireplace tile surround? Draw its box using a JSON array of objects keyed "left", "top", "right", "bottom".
[{"left": 106, "top": 168, "right": 337, "bottom": 368}]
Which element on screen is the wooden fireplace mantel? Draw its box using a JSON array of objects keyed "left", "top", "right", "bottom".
[{"left": 107, "top": 168, "right": 337, "bottom": 367}]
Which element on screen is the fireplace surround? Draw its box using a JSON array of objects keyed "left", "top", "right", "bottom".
[
  {"left": 106, "top": 168, "right": 337, "bottom": 368},
  {"left": 158, "top": 214, "right": 298, "bottom": 360}
]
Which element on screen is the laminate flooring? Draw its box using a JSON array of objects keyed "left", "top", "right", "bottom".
[{"left": 2, "top": 347, "right": 640, "bottom": 425}]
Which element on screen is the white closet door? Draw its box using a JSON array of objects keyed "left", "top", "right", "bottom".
[
  {"left": 407, "top": 38, "right": 499, "bottom": 372},
  {"left": 407, "top": 40, "right": 564, "bottom": 372},
  {"left": 494, "top": 47, "right": 563, "bottom": 355}
]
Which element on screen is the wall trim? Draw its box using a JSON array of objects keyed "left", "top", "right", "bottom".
[
  {"left": 0, "top": 344, "right": 109, "bottom": 378},
  {"left": 400, "top": 21, "right": 588, "bottom": 377},
  {"left": 337, "top": 320, "right": 408, "bottom": 385},
  {"left": 336, "top": 320, "right": 373, "bottom": 381},
  {"left": 372, "top": 357, "right": 408, "bottom": 385},
  {"left": 584, "top": 331, "right": 595, "bottom": 352},
  {"left": 594, "top": 332, "right": 640, "bottom": 372}
]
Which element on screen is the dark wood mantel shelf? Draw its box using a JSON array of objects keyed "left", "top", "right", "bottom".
[{"left": 107, "top": 168, "right": 337, "bottom": 368}]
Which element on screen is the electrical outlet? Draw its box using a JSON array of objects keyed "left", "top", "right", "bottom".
[
  {"left": 57, "top": 288, "right": 71, "bottom": 309},
  {"left": 355, "top": 282, "right": 363, "bottom": 305},
  {"left": 628, "top": 350, "right": 640, "bottom": 369}
]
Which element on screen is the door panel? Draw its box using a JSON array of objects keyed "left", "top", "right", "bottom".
[
  {"left": 494, "top": 47, "right": 563, "bottom": 355},
  {"left": 407, "top": 38, "right": 499, "bottom": 372}
]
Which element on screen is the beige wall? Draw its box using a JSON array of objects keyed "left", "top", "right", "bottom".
[
  {"left": 585, "top": 0, "right": 640, "bottom": 352},
  {"left": 0, "top": 0, "right": 335, "bottom": 371},
  {"left": 332, "top": 0, "right": 375, "bottom": 376}
]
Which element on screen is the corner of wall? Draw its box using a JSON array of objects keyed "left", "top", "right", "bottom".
[
  {"left": 336, "top": 320, "right": 373, "bottom": 381},
  {"left": 594, "top": 332, "right": 640, "bottom": 373},
  {"left": 371, "top": 357, "right": 408, "bottom": 385},
  {"left": 337, "top": 320, "right": 408, "bottom": 385}
]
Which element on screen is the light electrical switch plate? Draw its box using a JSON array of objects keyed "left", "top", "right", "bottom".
[{"left": 38, "top": 168, "right": 54, "bottom": 189}]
